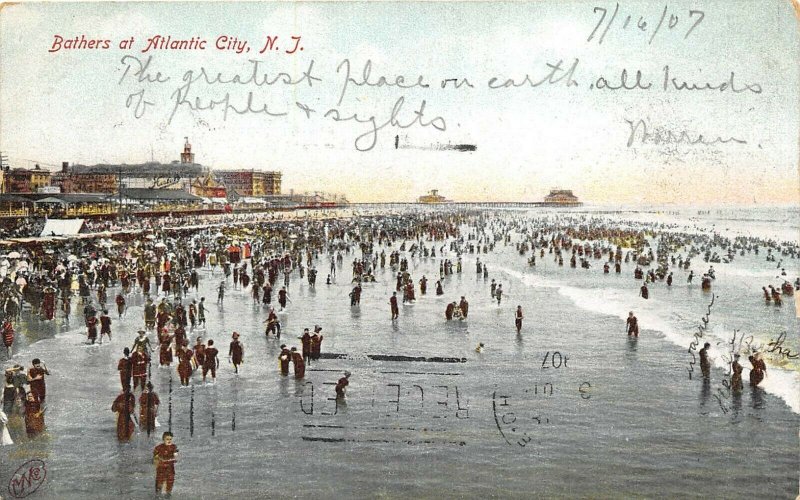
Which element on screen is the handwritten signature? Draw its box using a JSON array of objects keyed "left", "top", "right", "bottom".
[
  {"left": 625, "top": 118, "right": 746, "bottom": 147},
  {"left": 687, "top": 293, "right": 714, "bottom": 380}
]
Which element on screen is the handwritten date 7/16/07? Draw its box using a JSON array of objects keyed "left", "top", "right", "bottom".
[{"left": 588, "top": 4, "right": 704, "bottom": 45}]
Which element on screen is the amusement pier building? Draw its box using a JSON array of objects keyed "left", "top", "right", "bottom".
[{"left": 542, "top": 189, "right": 582, "bottom": 206}]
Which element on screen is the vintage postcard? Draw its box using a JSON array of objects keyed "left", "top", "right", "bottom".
[{"left": 0, "top": 1, "right": 798, "bottom": 498}]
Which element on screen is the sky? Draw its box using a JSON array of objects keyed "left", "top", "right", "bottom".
[{"left": 1, "top": 1, "right": 798, "bottom": 204}]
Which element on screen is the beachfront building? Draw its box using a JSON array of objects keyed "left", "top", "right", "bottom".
[
  {"left": 0, "top": 194, "right": 32, "bottom": 217},
  {"left": 261, "top": 171, "right": 282, "bottom": 196},
  {"left": 65, "top": 138, "right": 208, "bottom": 193},
  {"left": 32, "top": 193, "right": 115, "bottom": 217},
  {"left": 215, "top": 169, "right": 282, "bottom": 196},
  {"left": 3, "top": 140, "right": 294, "bottom": 213},
  {"left": 117, "top": 188, "right": 203, "bottom": 212},
  {"left": 191, "top": 174, "right": 227, "bottom": 199},
  {"left": 4, "top": 165, "right": 52, "bottom": 193},
  {"left": 52, "top": 162, "right": 118, "bottom": 194},
  {"left": 67, "top": 161, "right": 206, "bottom": 192}
]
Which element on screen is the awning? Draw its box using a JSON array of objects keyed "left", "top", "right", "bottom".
[
  {"left": 118, "top": 188, "right": 201, "bottom": 202},
  {"left": 35, "top": 194, "right": 110, "bottom": 205},
  {"left": 40, "top": 219, "right": 85, "bottom": 237},
  {"left": 240, "top": 197, "right": 268, "bottom": 204},
  {"left": 0, "top": 194, "right": 33, "bottom": 204}
]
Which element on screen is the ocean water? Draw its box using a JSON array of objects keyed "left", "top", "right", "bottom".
[
  {"left": 494, "top": 205, "right": 799, "bottom": 413},
  {"left": 0, "top": 207, "right": 798, "bottom": 499}
]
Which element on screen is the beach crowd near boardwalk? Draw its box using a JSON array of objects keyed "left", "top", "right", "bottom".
[{"left": 0, "top": 207, "right": 798, "bottom": 497}]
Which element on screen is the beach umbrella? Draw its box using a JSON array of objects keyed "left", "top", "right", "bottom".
[
  {"left": 145, "top": 234, "right": 156, "bottom": 240},
  {"left": 7, "top": 251, "right": 21, "bottom": 259},
  {"left": 154, "top": 242, "right": 167, "bottom": 249},
  {"left": 67, "top": 255, "right": 78, "bottom": 262}
]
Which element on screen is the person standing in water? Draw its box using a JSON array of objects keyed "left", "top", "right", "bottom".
[
  {"left": 278, "top": 345, "right": 291, "bottom": 376},
  {"left": 131, "top": 344, "right": 150, "bottom": 391},
  {"left": 291, "top": 347, "right": 305, "bottom": 379},
  {"left": 118, "top": 347, "right": 132, "bottom": 392},
  {"left": 99, "top": 309, "right": 112, "bottom": 343},
  {"left": 115, "top": 293, "right": 126, "bottom": 319},
  {"left": 300, "top": 328, "right": 312, "bottom": 363},
  {"left": 515, "top": 306, "right": 524, "bottom": 333},
  {"left": 86, "top": 311, "right": 99, "bottom": 344},
  {"left": 2, "top": 319, "right": 13, "bottom": 357},
  {"left": 111, "top": 387, "right": 136, "bottom": 442},
  {"left": 389, "top": 292, "right": 399, "bottom": 320},
  {"left": 335, "top": 371, "right": 351, "bottom": 400},
  {"left": 748, "top": 352, "right": 766, "bottom": 387},
  {"left": 278, "top": 287, "right": 289, "bottom": 311},
  {"left": 154, "top": 431, "right": 179, "bottom": 496},
  {"left": 626, "top": 312, "right": 639, "bottom": 338},
  {"left": 198, "top": 298, "right": 207, "bottom": 328},
  {"left": 24, "top": 392, "right": 45, "bottom": 438},
  {"left": 699, "top": 343, "right": 711, "bottom": 380},
  {"left": 229, "top": 332, "right": 244, "bottom": 375},
  {"left": 202, "top": 340, "right": 219, "bottom": 384},
  {"left": 139, "top": 382, "right": 160, "bottom": 435},
  {"left": 731, "top": 354, "right": 744, "bottom": 392},
  {"left": 27, "top": 359, "right": 49, "bottom": 403},
  {"left": 459, "top": 297, "right": 469, "bottom": 319},
  {"left": 310, "top": 326, "right": 323, "bottom": 361}
]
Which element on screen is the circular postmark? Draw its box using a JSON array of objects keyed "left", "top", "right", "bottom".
[{"left": 7, "top": 459, "right": 47, "bottom": 498}]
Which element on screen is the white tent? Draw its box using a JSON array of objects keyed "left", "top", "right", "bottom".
[{"left": 40, "top": 219, "right": 85, "bottom": 237}]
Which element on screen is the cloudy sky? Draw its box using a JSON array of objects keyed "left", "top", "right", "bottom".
[{"left": 1, "top": 1, "right": 798, "bottom": 204}]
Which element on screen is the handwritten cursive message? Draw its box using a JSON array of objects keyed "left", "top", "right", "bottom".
[{"left": 49, "top": 4, "right": 768, "bottom": 152}]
